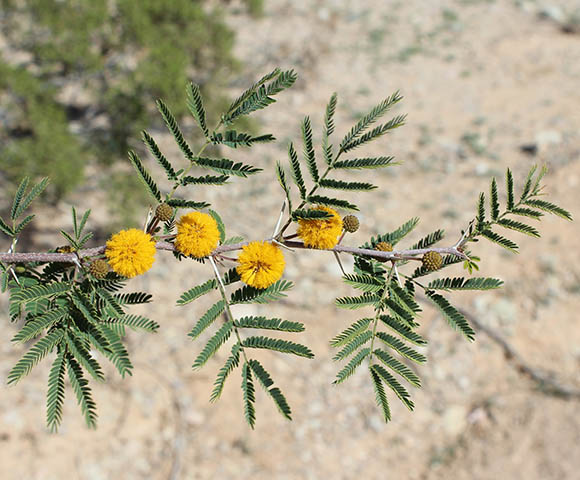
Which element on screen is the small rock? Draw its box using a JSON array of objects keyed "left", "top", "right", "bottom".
[
  {"left": 457, "top": 375, "right": 471, "bottom": 391},
  {"left": 538, "top": 254, "right": 557, "bottom": 274},
  {"left": 367, "top": 414, "right": 385, "bottom": 432},
  {"left": 443, "top": 405, "right": 468, "bottom": 435},
  {"left": 308, "top": 401, "right": 324, "bottom": 415},
  {"left": 467, "top": 406, "right": 492, "bottom": 429},
  {"left": 538, "top": 5, "right": 565, "bottom": 23},
  {"left": 185, "top": 409, "right": 206, "bottom": 426},
  {"left": 535, "top": 130, "right": 562, "bottom": 150},
  {"left": 473, "top": 296, "right": 491, "bottom": 317},
  {"left": 519, "top": 143, "right": 538, "bottom": 156},
  {"left": 475, "top": 162, "right": 490, "bottom": 177},
  {"left": 491, "top": 298, "right": 517, "bottom": 324},
  {"left": 318, "top": 8, "right": 330, "bottom": 21}
]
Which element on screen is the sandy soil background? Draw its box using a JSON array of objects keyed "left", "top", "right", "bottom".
[{"left": 1, "top": 0, "right": 580, "bottom": 478}]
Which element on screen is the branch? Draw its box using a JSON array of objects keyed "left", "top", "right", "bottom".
[
  {"left": 0, "top": 239, "right": 467, "bottom": 264},
  {"left": 458, "top": 307, "right": 580, "bottom": 400}
]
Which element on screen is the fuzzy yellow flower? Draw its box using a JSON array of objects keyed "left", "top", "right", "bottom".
[
  {"left": 297, "top": 206, "right": 343, "bottom": 249},
  {"left": 105, "top": 228, "right": 156, "bottom": 278},
  {"left": 175, "top": 212, "right": 220, "bottom": 258},
  {"left": 237, "top": 241, "right": 285, "bottom": 289}
]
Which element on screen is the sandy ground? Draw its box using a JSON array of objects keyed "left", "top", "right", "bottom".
[{"left": 1, "top": 0, "right": 580, "bottom": 478}]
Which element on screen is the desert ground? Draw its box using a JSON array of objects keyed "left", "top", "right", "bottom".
[{"left": 1, "top": 0, "right": 580, "bottom": 479}]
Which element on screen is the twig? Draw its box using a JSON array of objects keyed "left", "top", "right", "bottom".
[
  {"left": 0, "top": 240, "right": 467, "bottom": 264},
  {"left": 459, "top": 307, "right": 580, "bottom": 400}
]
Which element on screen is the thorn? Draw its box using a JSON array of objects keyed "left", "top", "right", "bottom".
[
  {"left": 272, "top": 199, "right": 287, "bottom": 238},
  {"left": 273, "top": 239, "right": 294, "bottom": 252},
  {"left": 393, "top": 263, "right": 403, "bottom": 287},
  {"left": 143, "top": 206, "right": 153, "bottom": 233},
  {"left": 333, "top": 251, "right": 346, "bottom": 276}
]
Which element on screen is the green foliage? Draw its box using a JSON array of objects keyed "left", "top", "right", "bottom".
[
  {"left": 182, "top": 175, "right": 230, "bottom": 186},
  {"left": 275, "top": 92, "right": 403, "bottom": 231},
  {"left": 468, "top": 166, "right": 572, "bottom": 254},
  {"left": 167, "top": 199, "right": 211, "bottom": 210},
  {"left": 343, "top": 274, "right": 384, "bottom": 293},
  {"left": 1, "top": 70, "right": 572, "bottom": 432},
  {"left": 156, "top": 99, "right": 196, "bottom": 162},
  {"left": 11, "top": 177, "right": 49, "bottom": 221},
  {"left": 375, "top": 333, "right": 427, "bottom": 364},
  {"left": 322, "top": 93, "right": 338, "bottom": 166},
  {"left": 333, "top": 330, "right": 373, "bottom": 361},
  {"left": 178, "top": 279, "right": 218, "bottom": 306},
  {"left": 339, "top": 91, "right": 404, "bottom": 151},
  {"left": 188, "top": 300, "right": 226, "bottom": 340},
  {"left": 361, "top": 217, "right": 420, "bottom": 249},
  {"left": 230, "top": 280, "right": 293, "bottom": 304},
  {"left": 193, "top": 321, "right": 233, "bottom": 369},
  {"left": 7, "top": 330, "right": 65, "bottom": 385},
  {"left": 302, "top": 116, "right": 319, "bottom": 183},
  {"left": 427, "top": 277, "right": 503, "bottom": 291},
  {"left": 46, "top": 351, "right": 66, "bottom": 432},
  {"left": 0, "top": 177, "right": 49, "bottom": 238},
  {"left": 141, "top": 131, "right": 178, "bottom": 181},
  {"left": 333, "top": 156, "right": 396, "bottom": 170},
  {"left": 335, "top": 293, "right": 382, "bottom": 309},
  {"left": 378, "top": 316, "right": 426, "bottom": 346},
  {"left": 195, "top": 157, "right": 261, "bottom": 177},
  {"left": 104, "top": 315, "right": 160, "bottom": 333},
  {"left": 12, "top": 282, "right": 72, "bottom": 305},
  {"left": 330, "top": 318, "right": 373, "bottom": 347},
  {"left": 241, "top": 363, "right": 257, "bottom": 429},
  {"left": 242, "top": 336, "right": 314, "bottom": 358},
  {"left": 11, "top": 307, "right": 67, "bottom": 343},
  {"left": 222, "top": 69, "right": 297, "bottom": 125},
  {"left": 370, "top": 367, "right": 391, "bottom": 422},
  {"left": 291, "top": 208, "right": 333, "bottom": 221},
  {"left": 0, "top": 216, "right": 167, "bottom": 429},
  {"left": 67, "top": 356, "right": 98, "bottom": 429},
  {"left": 210, "top": 343, "right": 241, "bottom": 402},
  {"left": 249, "top": 359, "right": 292, "bottom": 420},
  {"left": 288, "top": 142, "right": 307, "bottom": 200},
  {"left": 235, "top": 316, "right": 305, "bottom": 332},
  {"left": 306, "top": 195, "right": 358, "bottom": 211},
  {"left": 128, "top": 151, "right": 162, "bottom": 202},
  {"left": 0, "top": 63, "right": 85, "bottom": 200},
  {"left": 61, "top": 207, "right": 93, "bottom": 250},
  {"left": 319, "top": 178, "right": 378, "bottom": 191},
  {"left": 370, "top": 364, "right": 414, "bottom": 410},
  {"left": 426, "top": 292, "right": 475, "bottom": 341},
  {"left": 373, "top": 349, "right": 421, "bottom": 388},
  {"left": 410, "top": 229, "right": 445, "bottom": 250},
  {"left": 276, "top": 162, "right": 294, "bottom": 212},
  {"left": 187, "top": 82, "right": 209, "bottom": 138},
  {"left": 334, "top": 348, "right": 371, "bottom": 384},
  {"left": 411, "top": 254, "right": 463, "bottom": 279},
  {"left": 211, "top": 131, "right": 275, "bottom": 148},
  {"left": 0, "top": 0, "right": 244, "bottom": 208}
]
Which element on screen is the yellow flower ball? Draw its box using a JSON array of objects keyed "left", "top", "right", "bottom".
[
  {"left": 175, "top": 212, "right": 220, "bottom": 258},
  {"left": 297, "top": 206, "right": 343, "bottom": 249},
  {"left": 237, "top": 241, "right": 285, "bottom": 289},
  {"left": 105, "top": 228, "right": 156, "bottom": 278}
]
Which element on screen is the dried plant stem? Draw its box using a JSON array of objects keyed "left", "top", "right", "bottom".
[{"left": 458, "top": 307, "right": 580, "bottom": 400}]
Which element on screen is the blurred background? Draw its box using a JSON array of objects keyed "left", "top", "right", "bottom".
[{"left": 1, "top": 0, "right": 579, "bottom": 479}]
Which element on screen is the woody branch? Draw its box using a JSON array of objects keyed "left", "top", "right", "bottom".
[{"left": 0, "top": 238, "right": 467, "bottom": 265}]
